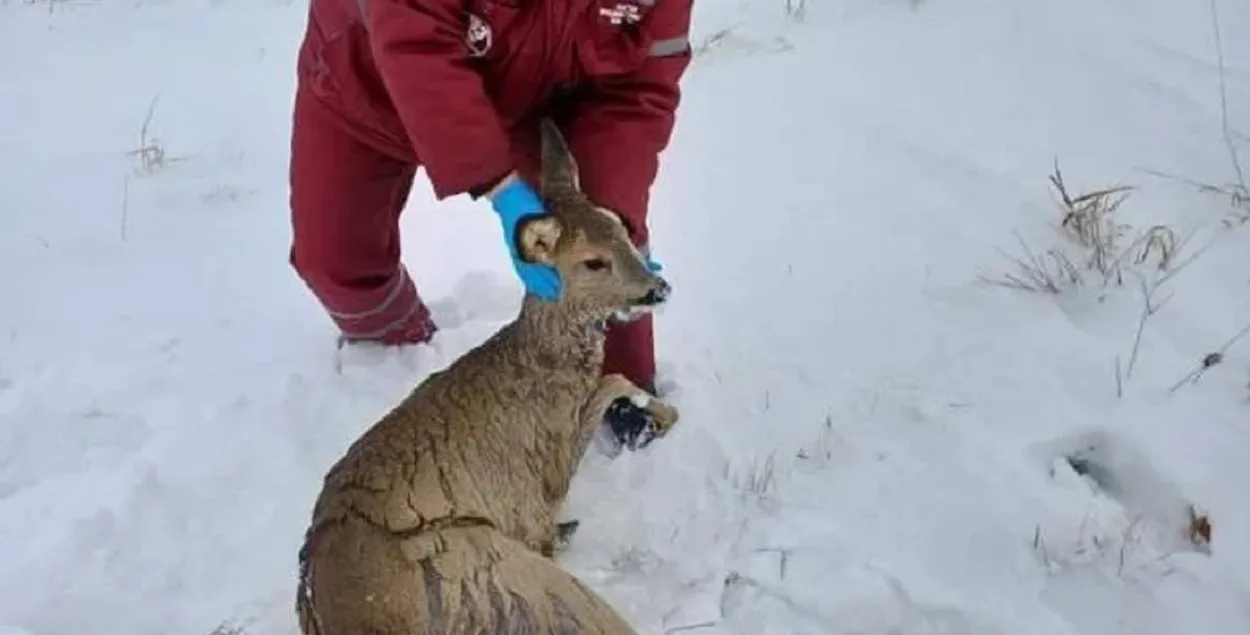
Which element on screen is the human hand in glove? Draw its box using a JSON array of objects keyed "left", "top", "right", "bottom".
[{"left": 487, "top": 173, "right": 562, "bottom": 301}]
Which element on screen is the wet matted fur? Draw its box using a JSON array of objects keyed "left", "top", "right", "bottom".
[{"left": 295, "top": 120, "right": 679, "bottom": 635}]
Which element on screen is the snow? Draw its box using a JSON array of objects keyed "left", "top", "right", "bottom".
[{"left": 3, "top": 0, "right": 1250, "bottom": 633}]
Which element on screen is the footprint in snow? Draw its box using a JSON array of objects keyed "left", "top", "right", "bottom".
[
  {"left": 1030, "top": 428, "right": 1210, "bottom": 565},
  {"left": 329, "top": 271, "right": 519, "bottom": 375},
  {"left": 426, "top": 270, "right": 521, "bottom": 328},
  {"left": 1032, "top": 433, "right": 1239, "bottom": 635}
]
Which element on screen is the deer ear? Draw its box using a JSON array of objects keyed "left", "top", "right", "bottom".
[
  {"left": 518, "top": 215, "right": 563, "bottom": 264},
  {"left": 540, "top": 119, "right": 578, "bottom": 194}
]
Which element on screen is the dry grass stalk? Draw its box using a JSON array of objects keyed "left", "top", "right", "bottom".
[
  {"left": 1208, "top": 0, "right": 1246, "bottom": 193},
  {"left": 784, "top": 0, "right": 807, "bottom": 21},
  {"left": 1169, "top": 319, "right": 1250, "bottom": 392},
  {"left": 1049, "top": 162, "right": 1139, "bottom": 283},
  {"left": 1187, "top": 504, "right": 1212, "bottom": 551},
  {"left": 125, "top": 94, "right": 186, "bottom": 175},
  {"left": 981, "top": 231, "right": 1082, "bottom": 294},
  {"left": 985, "top": 162, "right": 1192, "bottom": 296}
]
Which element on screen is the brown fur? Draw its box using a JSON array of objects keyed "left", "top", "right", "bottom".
[{"left": 295, "top": 119, "right": 680, "bottom": 635}]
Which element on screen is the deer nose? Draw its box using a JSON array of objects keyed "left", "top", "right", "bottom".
[{"left": 639, "top": 277, "right": 671, "bottom": 306}]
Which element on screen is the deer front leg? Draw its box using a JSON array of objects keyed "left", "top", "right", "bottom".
[
  {"left": 578, "top": 373, "right": 639, "bottom": 433},
  {"left": 582, "top": 373, "right": 680, "bottom": 454},
  {"left": 533, "top": 375, "right": 648, "bottom": 557}
]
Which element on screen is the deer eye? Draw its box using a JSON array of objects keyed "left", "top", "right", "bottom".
[{"left": 582, "top": 257, "right": 610, "bottom": 272}]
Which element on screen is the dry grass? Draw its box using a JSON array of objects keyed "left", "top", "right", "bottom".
[
  {"left": 206, "top": 620, "right": 246, "bottom": 635},
  {"left": 982, "top": 161, "right": 1188, "bottom": 296},
  {"left": 1187, "top": 504, "right": 1213, "bottom": 551},
  {"left": 1209, "top": 183, "right": 1246, "bottom": 227},
  {"left": 1031, "top": 511, "right": 1180, "bottom": 579},
  {"left": 1168, "top": 320, "right": 1250, "bottom": 392},
  {"left": 983, "top": 231, "right": 1082, "bottom": 295},
  {"left": 126, "top": 95, "right": 184, "bottom": 175},
  {"left": 784, "top": 0, "right": 806, "bottom": 21},
  {"left": 796, "top": 413, "right": 837, "bottom": 463},
  {"left": 735, "top": 453, "right": 780, "bottom": 497},
  {"left": 693, "top": 27, "right": 735, "bottom": 56},
  {"left": 7, "top": 0, "right": 102, "bottom": 13},
  {"left": 1208, "top": 0, "right": 1246, "bottom": 198},
  {"left": 723, "top": 452, "right": 784, "bottom": 509},
  {"left": 1141, "top": 169, "right": 1250, "bottom": 228},
  {"left": 1138, "top": 0, "right": 1250, "bottom": 228},
  {"left": 981, "top": 162, "right": 1204, "bottom": 396},
  {"left": 692, "top": 27, "right": 794, "bottom": 59}
]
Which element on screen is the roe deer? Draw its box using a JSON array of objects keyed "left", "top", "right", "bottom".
[{"left": 295, "top": 118, "right": 680, "bottom": 635}]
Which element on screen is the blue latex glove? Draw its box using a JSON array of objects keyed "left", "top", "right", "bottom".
[
  {"left": 488, "top": 176, "right": 563, "bottom": 301},
  {"left": 639, "top": 241, "right": 663, "bottom": 273}
]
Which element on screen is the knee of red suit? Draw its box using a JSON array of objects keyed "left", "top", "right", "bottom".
[{"left": 291, "top": 250, "right": 436, "bottom": 346}]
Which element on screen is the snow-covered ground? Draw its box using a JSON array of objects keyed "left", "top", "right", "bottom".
[{"left": 3, "top": 0, "right": 1250, "bottom": 633}]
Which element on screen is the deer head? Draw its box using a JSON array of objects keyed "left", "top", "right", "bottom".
[{"left": 515, "top": 120, "right": 671, "bottom": 322}]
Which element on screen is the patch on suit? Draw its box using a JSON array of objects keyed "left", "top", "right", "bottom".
[
  {"left": 598, "top": 2, "right": 644, "bottom": 26},
  {"left": 466, "top": 13, "right": 493, "bottom": 57}
]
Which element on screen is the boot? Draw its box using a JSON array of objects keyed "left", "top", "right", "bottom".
[{"left": 337, "top": 302, "right": 438, "bottom": 347}]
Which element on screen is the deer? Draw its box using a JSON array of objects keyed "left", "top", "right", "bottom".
[{"left": 294, "top": 118, "right": 680, "bottom": 635}]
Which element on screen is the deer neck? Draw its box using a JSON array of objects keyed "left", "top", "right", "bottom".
[{"left": 509, "top": 295, "right": 607, "bottom": 376}]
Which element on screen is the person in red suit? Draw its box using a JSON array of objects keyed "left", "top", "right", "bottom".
[{"left": 288, "top": 0, "right": 693, "bottom": 449}]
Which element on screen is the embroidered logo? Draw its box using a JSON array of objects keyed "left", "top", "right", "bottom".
[
  {"left": 599, "top": 2, "right": 642, "bottom": 25},
  {"left": 466, "top": 13, "right": 492, "bottom": 57}
]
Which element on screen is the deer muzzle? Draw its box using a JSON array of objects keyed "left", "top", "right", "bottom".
[{"left": 636, "top": 277, "right": 671, "bottom": 306}]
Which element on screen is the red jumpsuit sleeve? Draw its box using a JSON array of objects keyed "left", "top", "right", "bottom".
[
  {"left": 559, "top": 0, "right": 694, "bottom": 245},
  {"left": 360, "top": 0, "right": 515, "bottom": 200}
]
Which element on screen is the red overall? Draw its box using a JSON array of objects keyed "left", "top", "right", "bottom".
[{"left": 288, "top": 0, "right": 693, "bottom": 388}]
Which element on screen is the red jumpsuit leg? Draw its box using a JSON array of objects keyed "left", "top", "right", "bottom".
[
  {"left": 603, "top": 306, "right": 656, "bottom": 391},
  {"left": 288, "top": 86, "right": 436, "bottom": 345},
  {"left": 511, "top": 123, "right": 657, "bottom": 392}
]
